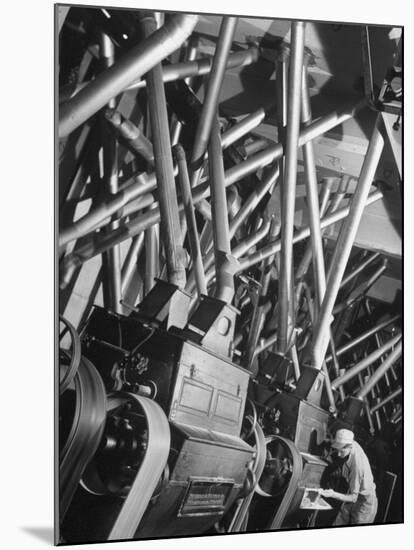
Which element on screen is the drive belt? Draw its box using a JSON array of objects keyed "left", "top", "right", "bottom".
[
  {"left": 59, "top": 315, "right": 81, "bottom": 394},
  {"left": 108, "top": 393, "right": 170, "bottom": 541},
  {"left": 229, "top": 420, "right": 267, "bottom": 532},
  {"left": 60, "top": 355, "right": 107, "bottom": 519},
  {"left": 268, "top": 436, "right": 303, "bottom": 530}
]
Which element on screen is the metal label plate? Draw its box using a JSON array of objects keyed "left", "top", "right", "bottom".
[{"left": 178, "top": 479, "right": 234, "bottom": 517}]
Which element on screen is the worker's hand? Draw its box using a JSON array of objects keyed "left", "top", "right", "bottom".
[{"left": 320, "top": 489, "right": 335, "bottom": 498}]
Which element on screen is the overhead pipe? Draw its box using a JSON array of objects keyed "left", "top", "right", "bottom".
[
  {"left": 65, "top": 45, "right": 260, "bottom": 101},
  {"left": 198, "top": 189, "right": 381, "bottom": 303},
  {"left": 332, "top": 259, "right": 388, "bottom": 315},
  {"left": 229, "top": 165, "right": 279, "bottom": 238},
  {"left": 357, "top": 341, "right": 402, "bottom": 399},
  {"left": 59, "top": 120, "right": 380, "bottom": 286},
  {"left": 222, "top": 101, "right": 363, "bottom": 191},
  {"left": 135, "top": 46, "right": 258, "bottom": 90},
  {"left": 243, "top": 138, "right": 270, "bottom": 157},
  {"left": 363, "top": 352, "right": 384, "bottom": 416},
  {"left": 208, "top": 116, "right": 236, "bottom": 303},
  {"left": 339, "top": 251, "right": 381, "bottom": 289},
  {"left": 370, "top": 387, "right": 402, "bottom": 414},
  {"left": 363, "top": 371, "right": 382, "bottom": 432},
  {"left": 365, "top": 362, "right": 387, "bottom": 422},
  {"left": 184, "top": 17, "right": 238, "bottom": 221},
  {"left": 364, "top": 298, "right": 390, "bottom": 388},
  {"left": 331, "top": 332, "right": 401, "bottom": 390},
  {"left": 311, "top": 114, "right": 385, "bottom": 371},
  {"left": 141, "top": 14, "right": 187, "bottom": 288},
  {"left": 255, "top": 333, "right": 278, "bottom": 356},
  {"left": 105, "top": 109, "right": 154, "bottom": 165},
  {"left": 277, "top": 21, "right": 306, "bottom": 353},
  {"left": 232, "top": 218, "right": 271, "bottom": 258},
  {"left": 364, "top": 298, "right": 397, "bottom": 384},
  {"left": 174, "top": 145, "right": 207, "bottom": 298},
  {"left": 236, "top": 190, "right": 382, "bottom": 273},
  {"left": 60, "top": 189, "right": 382, "bottom": 290},
  {"left": 189, "top": 17, "right": 238, "bottom": 174},
  {"left": 221, "top": 106, "right": 268, "bottom": 149},
  {"left": 65, "top": 193, "right": 156, "bottom": 243},
  {"left": 325, "top": 313, "right": 401, "bottom": 363},
  {"left": 59, "top": 173, "right": 159, "bottom": 250},
  {"left": 170, "top": 36, "right": 200, "bottom": 146},
  {"left": 59, "top": 99, "right": 365, "bottom": 250},
  {"left": 390, "top": 404, "right": 402, "bottom": 423},
  {"left": 59, "top": 13, "right": 199, "bottom": 137}
]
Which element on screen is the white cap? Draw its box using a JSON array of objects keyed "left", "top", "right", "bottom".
[{"left": 332, "top": 428, "right": 354, "bottom": 449}]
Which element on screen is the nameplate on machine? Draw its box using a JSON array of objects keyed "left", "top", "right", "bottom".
[{"left": 178, "top": 480, "right": 233, "bottom": 517}]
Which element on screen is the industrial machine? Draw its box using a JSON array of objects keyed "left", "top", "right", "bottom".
[{"left": 57, "top": 6, "right": 402, "bottom": 544}]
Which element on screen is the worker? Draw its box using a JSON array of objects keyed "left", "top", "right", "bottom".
[{"left": 320, "top": 428, "right": 378, "bottom": 525}]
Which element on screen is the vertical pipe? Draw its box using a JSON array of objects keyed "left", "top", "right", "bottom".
[
  {"left": 144, "top": 208, "right": 159, "bottom": 294},
  {"left": 209, "top": 117, "right": 231, "bottom": 255},
  {"left": 301, "top": 53, "right": 326, "bottom": 314},
  {"left": 208, "top": 116, "right": 235, "bottom": 303},
  {"left": 290, "top": 344, "right": 301, "bottom": 381},
  {"left": 301, "top": 283, "right": 336, "bottom": 412},
  {"left": 300, "top": 57, "right": 339, "bottom": 404},
  {"left": 277, "top": 21, "right": 306, "bottom": 353},
  {"left": 295, "top": 177, "right": 336, "bottom": 284},
  {"left": 121, "top": 234, "right": 145, "bottom": 293},
  {"left": 171, "top": 36, "right": 199, "bottom": 146},
  {"left": 357, "top": 342, "right": 402, "bottom": 399},
  {"left": 185, "top": 166, "right": 279, "bottom": 296},
  {"left": 244, "top": 216, "right": 281, "bottom": 371},
  {"left": 174, "top": 145, "right": 207, "bottom": 297},
  {"left": 275, "top": 44, "right": 289, "bottom": 188},
  {"left": 312, "top": 115, "right": 385, "bottom": 370},
  {"left": 141, "top": 14, "right": 187, "bottom": 288},
  {"left": 190, "top": 17, "right": 238, "bottom": 182},
  {"left": 101, "top": 33, "right": 122, "bottom": 313}
]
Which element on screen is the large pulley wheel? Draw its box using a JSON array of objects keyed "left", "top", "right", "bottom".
[
  {"left": 256, "top": 436, "right": 295, "bottom": 497},
  {"left": 81, "top": 393, "right": 152, "bottom": 497},
  {"left": 59, "top": 355, "right": 107, "bottom": 519}
]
